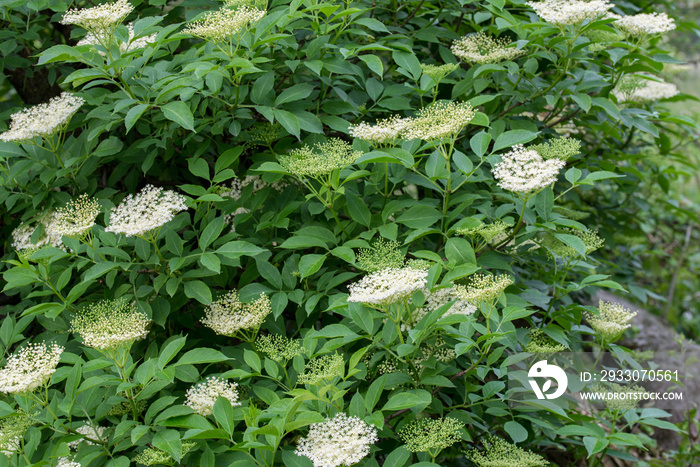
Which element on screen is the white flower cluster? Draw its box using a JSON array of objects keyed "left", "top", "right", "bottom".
[
  {"left": 201, "top": 291, "right": 271, "bottom": 336},
  {"left": 67, "top": 424, "right": 106, "bottom": 450},
  {"left": 0, "top": 343, "right": 63, "bottom": 394},
  {"left": 298, "top": 354, "right": 344, "bottom": 385},
  {"left": 11, "top": 221, "right": 53, "bottom": 252},
  {"left": 105, "top": 185, "right": 187, "bottom": 237},
  {"left": 527, "top": 0, "right": 613, "bottom": 27},
  {"left": 420, "top": 63, "right": 459, "bottom": 82},
  {"left": 618, "top": 79, "right": 679, "bottom": 103},
  {"left": 347, "top": 267, "right": 428, "bottom": 308},
  {"left": 349, "top": 115, "right": 411, "bottom": 145},
  {"left": 219, "top": 175, "right": 286, "bottom": 201},
  {"left": 451, "top": 32, "right": 525, "bottom": 64},
  {"left": 586, "top": 301, "right": 637, "bottom": 345},
  {"left": 61, "top": 0, "right": 134, "bottom": 34},
  {"left": 492, "top": 145, "right": 565, "bottom": 193},
  {"left": 0, "top": 92, "right": 84, "bottom": 143},
  {"left": 280, "top": 139, "right": 363, "bottom": 178},
  {"left": 349, "top": 101, "right": 474, "bottom": 145},
  {"left": 45, "top": 194, "right": 100, "bottom": 241},
  {"left": 295, "top": 413, "right": 378, "bottom": 467},
  {"left": 57, "top": 457, "right": 81, "bottom": 467},
  {"left": 614, "top": 12, "right": 676, "bottom": 37},
  {"left": 184, "top": 377, "right": 241, "bottom": 416},
  {"left": 70, "top": 298, "right": 151, "bottom": 350},
  {"left": 11, "top": 195, "right": 99, "bottom": 253},
  {"left": 0, "top": 435, "right": 19, "bottom": 458},
  {"left": 0, "top": 416, "right": 30, "bottom": 458},
  {"left": 182, "top": 6, "right": 265, "bottom": 43},
  {"left": 402, "top": 101, "right": 475, "bottom": 142},
  {"left": 405, "top": 287, "right": 476, "bottom": 331},
  {"left": 454, "top": 274, "right": 513, "bottom": 304},
  {"left": 77, "top": 23, "right": 156, "bottom": 54}
]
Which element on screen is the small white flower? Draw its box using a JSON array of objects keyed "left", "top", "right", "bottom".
[
  {"left": 77, "top": 23, "right": 156, "bottom": 54},
  {"left": 492, "top": 145, "right": 565, "bottom": 193},
  {"left": 182, "top": 6, "right": 265, "bottom": 43},
  {"left": 44, "top": 194, "right": 100, "bottom": 242},
  {"left": 347, "top": 267, "right": 428, "bottom": 308},
  {"left": 61, "top": 0, "right": 134, "bottom": 34},
  {"left": 401, "top": 101, "right": 475, "bottom": 142},
  {"left": 67, "top": 425, "right": 107, "bottom": 450},
  {"left": 586, "top": 301, "right": 637, "bottom": 345},
  {"left": 0, "top": 93, "right": 84, "bottom": 143},
  {"left": 184, "top": 377, "right": 241, "bottom": 416},
  {"left": 527, "top": 0, "right": 613, "bottom": 27},
  {"left": 614, "top": 12, "right": 676, "bottom": 37},
  {"left": 453, "top": 274, "right": 513, "bottom": 304},
  {"left": 200, "top": 291, "right": 271, "bottom": 337},
  {"left": 57, "top": 457, "right": 81, "bottom": 467},
  {"left": 0, "top": 343, "right": 63, "bottom": 394},
  {"left": 349, "top": 115, "right": 411, "bottom": 145},
  {"left": 105, "top": 185, "right": 187, "bottom": 237},
  {"left": 616, "top": 78, "right": 679, "bottom": 103},
  {"left": 404, "top": 287, "right": 476, "bottom": 331},
  {"left": 70, "top": 298, "right": 151, "bottom": 350},
  {"left": 452, "top": 32, "right": 525, "bottom": 64},
  {"left": 295, "top": 413, "right": 378, "bottom": 467}
]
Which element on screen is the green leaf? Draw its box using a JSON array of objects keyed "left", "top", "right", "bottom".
[
  {"left": 382, "top": 389, "right": 432, "bottom": 412},
  {"left": 504, "top": 420, "right": 528, "bottom": 443},
  {"left": 83, "top": 262, "right": 118, "bottom": 282},
  {"left": 161, "top": 101, "right": 195, "bottom": 131},
  {"left": 188, "top": 158, "right": 210, "bottom": 180},
  {"left": 299, "top": 254, "right": 326, "bottom": 279},
  {"left": 199, "top": 216, "right": 226, "bottom": 250},
  {"left": 273, "top": 109, "right": 300, "bottom": 139},
  {"left": 492, "top": 130, "right": 539, "bottom": 153},
  {"left": 176, "top": 348, "right": 228, "bottom": 366},
  {"left": 200, "top": 253, "right": 221, "bottom": 274},
  {"left": 345, "top": 192, "right": 371, "bottom": 227},
  {"left": 125, "top": 104, "right": 150, "bottom": 132},
  {"left": 383, "top": 446, "right": 411, "bottom": 467},
  {"left": 392, "top": 50, "right": 422, "bottom": 80},
  {"left": 275, "top": 83, "right": 314, "bottom": 106},
  {"left": 158, "top": 336, "right": 187, "bottom": 368},
  {"left": 152, "top": 429, "right": 182, "bottom": 462},
  {"left": 572, "top": 94, "right": 592, "bottom": 112},
  {"left": 583, "top": 436, "right": 609, "bottom": 457},
  {"left": 445, "top": 237, "right": 476, "bottom": 266},
  {"left": 256, "top": 259, "right": 283, "bottom": 290},
  {"left": 535, "top": 187, "right": 554, "bottom": 222},
  {"left": 217, "top": 241, "right": 266, "bottom": 259},
  {"left": 554, "top": 233, "right": 587, "bottom": 258},
  {"left": 213, "top": 398, "right": 236, "bottom": 435},
  {"left": 244, "top": 349, "right": 262, "bottom": 372},
  {"left": 396, "top": 205, "right": 442, "bottom": 229},
  {"left": 184, "top": 280, "right": 212, "bottom": 305},
  {"left": 251, "top": 71, "right": 274, "bottom": 105},
  {"left": 358, "top": 54, "right": 384, "bottom": 78}
]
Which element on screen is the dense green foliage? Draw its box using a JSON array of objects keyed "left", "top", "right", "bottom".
[{"left": 0, "top": 0, "right": 697, "bottom": 466}]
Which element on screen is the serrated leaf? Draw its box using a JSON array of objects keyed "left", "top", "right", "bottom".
[
  {"left": 184, "top": 280, "right": 212, "bottom": 304},
  {"left": 492, "top": 130, "right": 539, "bottom": 153},
  {"left": 161, "top": 101, "right": 195, "bottom": 131},
  {"left": 275, "top": 83, "right": 314, "bottom": 106},
  {"left": 358, "top": 54, "right": 384, "bottom": 78},
  {"left": 299, "top": 254, "right": 326, "bottom": 279},
  {"left": 152, "top": 429, "right": 182, "bottom": 462},
  {"left": 273, "top": 108, "right": 300, "bottom": 139}
]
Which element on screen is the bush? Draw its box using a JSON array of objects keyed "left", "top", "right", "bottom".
[{"left": 0, "top": 0, "right": 697, "bottom": 465}]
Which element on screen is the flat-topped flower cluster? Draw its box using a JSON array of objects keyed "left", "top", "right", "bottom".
[{"left": 0, "top": 92, "right": 84, "bottom": 143}]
